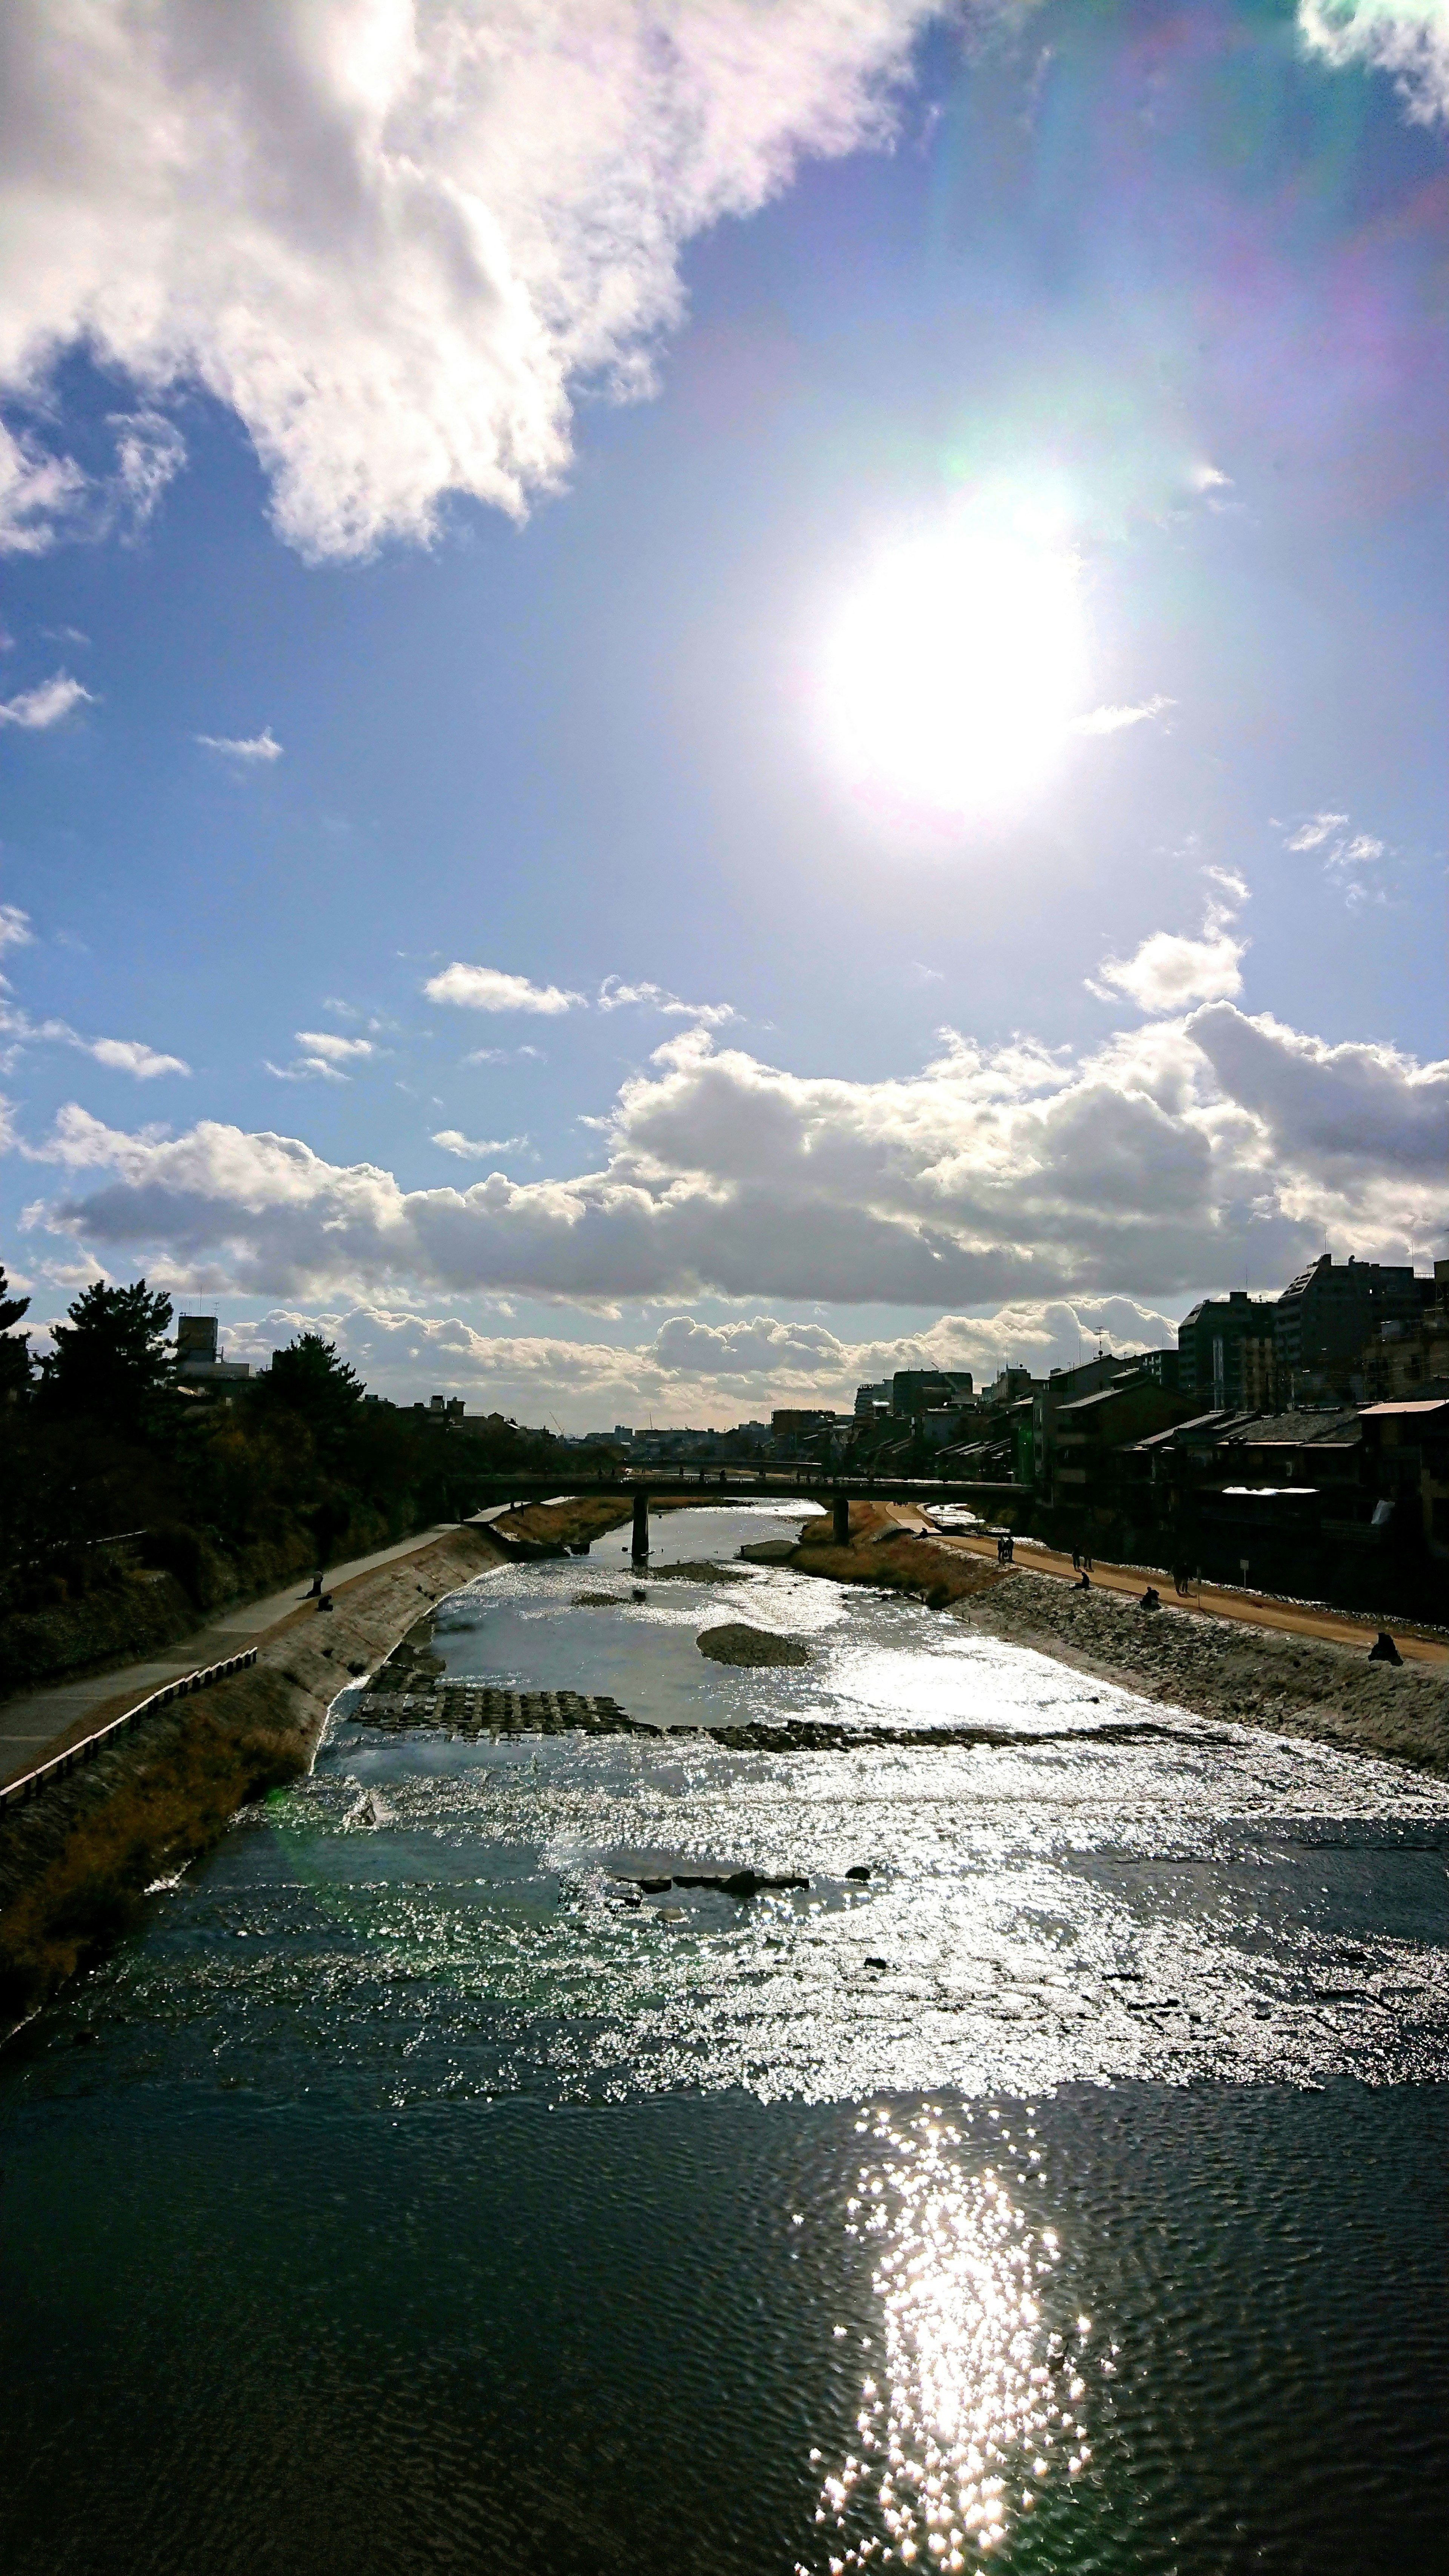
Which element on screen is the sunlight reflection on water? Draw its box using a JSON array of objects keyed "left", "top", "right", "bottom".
[{"left": 808, "top": 2107, "right": 1095, "bottom": 2568}]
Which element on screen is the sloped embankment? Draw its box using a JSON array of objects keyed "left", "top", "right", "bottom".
[
  {"left": 951, "top": 1567, "right": 1449, "bottom": 1772},
  {"left": 790, "top": 1521, "right": 1449, "bottom": 1772},
  {"left": 0, "top": 1523, "right": 505, "bottom": 2023}
]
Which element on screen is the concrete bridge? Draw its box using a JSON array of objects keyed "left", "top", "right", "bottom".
[{"left": 468, "top": 1460, "right": 1029, "bottom": 1561}]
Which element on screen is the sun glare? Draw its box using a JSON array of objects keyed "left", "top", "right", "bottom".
[{"left": 820, "top": 508, "right": 1089, "bottom": 820}]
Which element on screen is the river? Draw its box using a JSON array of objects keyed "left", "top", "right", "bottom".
[{"left": 1, "top": 1503, "right": 1446, "bottom": 2573}]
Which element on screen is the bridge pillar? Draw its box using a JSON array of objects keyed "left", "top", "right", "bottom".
[
  {"left": 833, "top": 1489, "right": 850, "bottom": 1548},
  {"left": 632, "top": 1490, "right": 650, "bottom": 1562}
]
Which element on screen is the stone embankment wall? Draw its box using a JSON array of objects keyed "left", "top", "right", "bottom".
[
  {"left": 953, "top": 1567, "right": 1449, "bottom": 1772},
  {"left": 0, "top": 1523, "right": 505, "bottom": 2024}
]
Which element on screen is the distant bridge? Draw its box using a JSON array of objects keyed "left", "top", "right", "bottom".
[{"left": 464, "top": 1460, "right": 1029, "bottom": 1556}]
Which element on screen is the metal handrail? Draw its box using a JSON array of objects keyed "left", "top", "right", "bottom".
[{"left": 0, "top": 1649, "right": 258, "bottom": 1815}]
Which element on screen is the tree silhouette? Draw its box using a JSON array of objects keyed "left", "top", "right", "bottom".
[
  {"left": 39, "top": 1278, "right": 174, "bottom": 1430},
  {"left": 0, "top": 1266, "right": 31, "bottom": 1400}
]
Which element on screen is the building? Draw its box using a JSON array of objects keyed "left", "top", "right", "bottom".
[
  {"left": 1359, "top": 1397, "right": 1449, "bottom": 1562},
  {"left": 891, "top": 1370, "right": 974, "bottom": 1416},
  {"left": 1040, "top": 1374, "right": 1196, "bottom": 1513},
  {"left": 1177, "top": 1293, "right": 1276, "bottom": 1409},
  {"left": 1274, "top": 1255, "right": 1432, "bottom": 1396},
  {"left": 854, "top": 1380, "right": 891, "bottom": 1417},
  {"left": 1357, "top": 1260, "right": 1449, "bottom": 1402},
  {"left": 174, "top": 1314, "right": 250, "bottom": 1388},
  {"left": 1133, "top": 1347, "right": 1182, "bottom": 1392},
  {"left": 1030, "top": 1352, "right": 1135, "bottom": 1490}
]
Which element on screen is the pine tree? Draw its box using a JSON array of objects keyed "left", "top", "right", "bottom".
[
  {"left": 0, "top": 1265, "right": 31, "bottom": 1399},
  {"left": 39, "top": 1278, "right": 174, "bottom": 1429}
]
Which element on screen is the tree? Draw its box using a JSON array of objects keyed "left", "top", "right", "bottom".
[
  {"left": 39, "top": 1278, "right": 174, "bottom": 1429},
  {"left": 0, "top": 1266, "right": 31, "bottom": 1400},
  {"left": 260, "top": 1333, "right": 365, "bottom": 1441}
]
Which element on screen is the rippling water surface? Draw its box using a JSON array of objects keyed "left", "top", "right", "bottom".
[{"left": 2, "top": 1506, "right": 1446, "bottom": 2573}]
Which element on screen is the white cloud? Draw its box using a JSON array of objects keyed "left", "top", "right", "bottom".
[
  {"left": 426, "top": 963, "right": 585, "bottom": 1015},
  {"left": 1284, "top": 808, "right": 1392, "bottom": 906},
  {"left": 110, "top": 408, "right": 187, "bottom": 527},
  {"left": 195, "top": 726, "right": 283, "bottom": 763},
  {"left": 432, "top": 1128, "right": 528, "bottom": 1160},
  {"left": 0, "top": 998, "right": 188, "bottom": 1078},
  {"left": 1298, "top": 0, "right": 1449, "bottom": 125},
  {"left": 1284, "top": 810, "right": 1349, "bottom": 853},
  {"left": 1091, "top": 928, "right": 1246, "bottom": 1013},
  {"left": 0, "top": 421, "right": 85, "bottom": 554},
  {"left": 0, "top": 0, "right": 942, "bottom": 561},
  {"left": 26, "top": 990, "right": 1447, "bottom": 1316},
  {"left": 597, "top": 976, "right": 736, "bottom": 1025},
  {"left": 1072, "top": 695, "right": 1175, "bottom": 737},
  {"left": 86, "top": 1036, "right": 190, "bottom": 1080},
  {"left": 0, "top": 669, "right": 95, "bottom": 728},
  {"left": 0, "top": 903, "right": 34, "bottom": 986},
  {"left": 295, "top": 1029, "right": 375, "bottom": 1064},
  {"left": 196, "top": 1290, "right": 1189, "bottom": 1426}
]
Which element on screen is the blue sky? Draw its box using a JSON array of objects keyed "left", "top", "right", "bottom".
[{"left": 0, "top": 0, "right": 1445, "bottom": 1424}]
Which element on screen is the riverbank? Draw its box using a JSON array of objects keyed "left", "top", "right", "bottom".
[
  {"left": 790, "top": 1512, "right": 1449, "bottom": 1773},
  {"left": 0, "top": 1521, "right": 506, "bottom": 2024}
]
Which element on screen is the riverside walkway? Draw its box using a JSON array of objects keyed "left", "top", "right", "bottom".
[
  {"left": 0, "top": 1524, "right": 468, "bottom": 1789},
  {"left": 922, "top": 1524, "right": 1449, "bottom": 1666}
]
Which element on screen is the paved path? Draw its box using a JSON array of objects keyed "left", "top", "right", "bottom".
[
  {"left": 0, "top": 1526, "right": 464, "bottom": 1788},
  {"left": 924, "top": 1526, "right": 1449, "bottom": 1666}
]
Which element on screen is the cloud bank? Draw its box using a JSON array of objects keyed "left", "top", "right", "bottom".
[
  {"left": 0, "top": 0, "right": 943, "bottom": 561},
  {"left": 198, "top": 1292, "right": 1184, "bottom": 1426},
  {"left": 20, "top": 1001, "right": 1446, "bottom": 1315}
]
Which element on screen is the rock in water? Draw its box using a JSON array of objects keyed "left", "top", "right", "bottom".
[{"left": 696, "top": 1622, "right": 811, "bottom": 1668}]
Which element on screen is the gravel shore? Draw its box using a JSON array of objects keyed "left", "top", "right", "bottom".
[{"left": 952, "top": 1567, "right": 1449, "bottom": 1773}]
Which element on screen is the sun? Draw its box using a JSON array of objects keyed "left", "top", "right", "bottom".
[{"left": 819, "top": 506, "right": 1089, "bottom": 820}]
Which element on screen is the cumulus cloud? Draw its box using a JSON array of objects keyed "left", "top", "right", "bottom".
[
  {"left": 195, "top": 726, "right": 283, "bottom": 763},
  {"left": 23, "top": 994, "right": 1447, "bottom": 1314},
  {"left": 1071, "top": 695, "right": 1175, "bottom": 737},
  {"left": 425, "top": 963, "right": 585, "bottom": 1015},
  {"left": 1298, "top": 0, "right": 1449, "bottom": 125},
  {"left": 0, "top": 0, "right": 942, "bottom": 560},
  {"left": 597, "top": 976, "right": 736, "bottom": 1025},
  {"left": 0, "top": 669, "right": 95, "bottom": 729},
  {"left": 1090, "top": 863, "right": 1251, "bottom": 1013},
  {"left": 1091, "top": 929, "right": 1245, "bottom": 1013}
]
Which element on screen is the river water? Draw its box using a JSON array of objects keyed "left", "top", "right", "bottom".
[{"left": 1, "top": 1504, "right": 1446, "bottom": 2574}]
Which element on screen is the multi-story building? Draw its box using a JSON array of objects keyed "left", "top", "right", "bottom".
[
  {"left": 1177, "top": 1292, "right": 1277, "bottom": 1410},
  {"left": 1274, "top": 1255, "right": 1432, "bottom": 1396},
  {"left": 891, "top": 1370, "right": 975, "bottom": 1416},
  {"left": 174, "top": 1314, "right": 251, "bottom": 1389},
  {"left": 854, "top": 1380, "right": 891, "bottom": 1417}
]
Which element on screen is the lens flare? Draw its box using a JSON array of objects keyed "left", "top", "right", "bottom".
[{"left": 819, "top": 508, "right": 1089, "bottom": 820}]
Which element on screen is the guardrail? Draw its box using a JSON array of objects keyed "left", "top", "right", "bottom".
[{"left": 0, "top": 1649, "right": 259, "bottom": 1816}]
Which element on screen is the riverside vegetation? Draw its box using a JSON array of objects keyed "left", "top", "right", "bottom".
[{"left": 0, "top": 1269, "right": 574, "bottom": 1698}]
